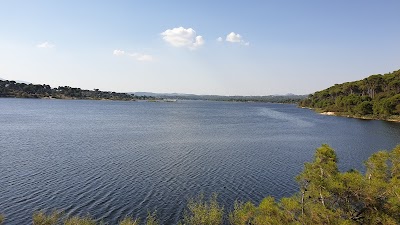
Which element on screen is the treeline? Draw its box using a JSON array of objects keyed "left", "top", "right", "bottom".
[
  {"left": 1, "top": 144, "right": 399, "bottom": 224},
  {"left": 299, "top": 69, "right": 400, "bottom": 119},
  {"left": 0, "top": 80, "right": 157, "bottom": 101},
  {"left": 158, "top": 94, "right": 307, "bottom": 104}
]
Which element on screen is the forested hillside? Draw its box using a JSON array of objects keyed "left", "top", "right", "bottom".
[{"left": 300, "top": 69, "right": 400, "bottom": 120}]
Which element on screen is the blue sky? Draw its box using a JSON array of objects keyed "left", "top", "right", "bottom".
[{"left": 1, "top": 1, "right": 399, "bottom": 95}]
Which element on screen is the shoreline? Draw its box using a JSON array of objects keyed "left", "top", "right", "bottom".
[
  {"left": 311, "top": 109, "right": 400, "bottom": 123},
  {"left": 0, "top": 96, "right": 302, "bottom": 104}
]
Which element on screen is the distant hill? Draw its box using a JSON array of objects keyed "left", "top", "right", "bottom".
[
  {"left": 300, "top": 69, "right": 400, "bottom": 121},
  {"left": 133, "top": 92, "right": 197, "bottom": 97},
  {"left": 134, "top": 92, "right": 307, "bottom": 103}
]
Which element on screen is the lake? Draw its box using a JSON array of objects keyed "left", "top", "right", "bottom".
[{"left": 1, "top": 98, "right": 399, "bottom": 224}]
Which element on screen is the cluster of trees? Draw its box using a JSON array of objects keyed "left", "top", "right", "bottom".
[
  {"left": 1, "top": 144, "right": 399, "bottom": 224},
  {"left": 0, "top": 80, "right": 158, "bottom": 101},
  {"left": 299, "top": 69, "right": 400, "bottom": 119}
]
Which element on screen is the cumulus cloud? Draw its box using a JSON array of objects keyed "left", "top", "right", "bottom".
[
  {"left": 36, "top": 42, "right": 55, "bottom": 48},
  {"left": 225, "top": 32, "right": 249, "bottom": 46},
  {"left": 161, "top": 27, "right": 204, "bottom": 50},
  {"left": 113, "top": 49, "right": 153, "bottom": 62},
  {"left": 226, "top": 32, "right": 242, "bottom": 43},
  {"left": 113, "top": 49, "right": 125, "bottom": 56},
  {"left": 217, "top": 37, "right": 223, "bottom": 42}
]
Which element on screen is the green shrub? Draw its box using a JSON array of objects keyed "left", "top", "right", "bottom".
[
  {"left": 32, "top": 211, "right": 61, "bottom": 225},
  {"left": 64, "top": 215, "right": 96, "bottom": 225},
  {"left": 145, "top": 212, "right": 159, "bottom": 225},
  {"left": 0, "top": 214, "right": 4, "bottom": 225},
  {"left": 119, "top": 217, "right": 140, "bottom": 225},
  {"left": 182, "top": 193, "right": 224, "bottom": 225}
]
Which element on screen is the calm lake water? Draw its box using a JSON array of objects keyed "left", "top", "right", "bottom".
[{"left": 1, "top": 98, "right": 400, "bottom": 224}]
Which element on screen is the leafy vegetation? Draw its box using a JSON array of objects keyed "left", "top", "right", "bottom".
[
  {"left": 63, "top": 216, "right": 97, "bottom": 225},
  {"left": 299, "top": 69, "right": 400, "bottom": 120},
  {"left": 2, "top": 145, "right": 399, "bottom": 224},
  {"left": 33, "top": 211, "right": 62, "bottom": 225},
  {"left": 180, "top": 194, "right": 224, "bottom": 225},
  {"left": 119, "top": 217, "right": 140, "bottom": 225},
  {"left": 145, "top": 212, "right": 160, "bottom": 225},
  {"left": 30, "top": 211, "right": 156, "bottom": 225},
  {"left": 0, "top": 80, "right": 157, "bottom": 101}
]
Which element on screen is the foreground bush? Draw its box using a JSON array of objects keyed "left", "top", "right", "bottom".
[
  {"left": 30, "top": 211, "right": 157, "bottom": 225},
  {"left": 1, "top": 145, "right": 399, "bottom": 224},
  {"left": 64, "top": 216, "right": 97, "bottom": 225},
  {"left": 119, "top": 217, "right": 140, "bottom": 225},
  {"left": 180, "top": 194, "right": 223, "bottom": 225}
]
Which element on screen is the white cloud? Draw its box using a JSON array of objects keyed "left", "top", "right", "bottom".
[
  {"left": 161, "top": 27, "right": 204, "bottom": 50},
  {"left": 113, "top": 49, "right": 125, "bottom": 56},
  {"left": 36, "top": 42, "right": 55, "bottom": 48},
  {"left": 193, "top": 36, "right": 204, "bottom": 48},
  {"left": 225, "top": 32, "right": 249, "bottom": 46},
  {"left": 129, "top": 53, "right": 154, "bottom": 62},
  {"left": 217, "top": 37, "right": 223, "bottom": 42},
  {"left": 226, "top": 32, "right": 242, "bottom": 43}
]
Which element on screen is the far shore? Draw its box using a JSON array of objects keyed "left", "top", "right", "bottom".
[{"left": 312, "top": 109, "right": 400, "bottom": 123}]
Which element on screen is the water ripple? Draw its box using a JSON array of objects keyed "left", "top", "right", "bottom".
[{"left": 1, "top": 99, "right": 400, "bottom": 224}]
